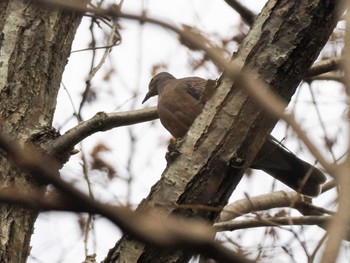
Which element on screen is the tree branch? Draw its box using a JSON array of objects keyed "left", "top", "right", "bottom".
[
  {"left": 50, "top": 107, "right": 157, "bottom": 157},
  {"left": 308, "top": 72, "right": 344, "bottom": 82},
  {"left": 306, "top": 57, "right": 342, "bottom": 77},
  {"left": 215, "top": 215, "right": 332, "bottom": 232},
  {"left": 219, "top": 191, "right": 334, "bottom": 223}
]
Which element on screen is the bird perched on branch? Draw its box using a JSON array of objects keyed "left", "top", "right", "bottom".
[{"left": 142, "top": 72, "right": 326, "bottom": 197}]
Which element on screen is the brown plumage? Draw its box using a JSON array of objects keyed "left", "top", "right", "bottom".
[
  {"left": 142, "top": 72, "right": 326, "bottom": 197},
  {"left": 143, "top": 72, "right": 206, "bottom": 137}
]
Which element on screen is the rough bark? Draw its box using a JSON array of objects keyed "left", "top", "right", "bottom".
[
  {"left": 107, "top": 0, "right": 341, "bottom": 262},
  {"left": 0, "top": 1, "right": 84, "bottom": 262}
]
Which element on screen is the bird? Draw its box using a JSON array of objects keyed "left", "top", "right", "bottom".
[{"left": 142, "top": 72, "right": 326, "bottom": 197}]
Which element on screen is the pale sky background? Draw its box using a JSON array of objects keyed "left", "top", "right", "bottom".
[{"left": 28, "top": 1, "right": 348, "bottom": 262}]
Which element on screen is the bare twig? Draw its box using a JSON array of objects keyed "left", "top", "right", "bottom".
[
  {"left": 308, "top": 72, "right": 344, "bottom": 82},
  {"left": 321, "top": 179, "right": 337, "bottom": 193},
  {"left": 223, "top": 0, "right": 256, "bottom": 25},
  {"left": 219, "top": 191, "right": 334, "bottom": 223},
  {"left": 71, "top": 44, "right": 118, "bottom": 53},
  {"left": 307, "top": 85, "right": 337, "bottom": 162},
  {"left": 310, "top": 233, "right": 328, "bottom": 262},
  {"left": 50, "top": 107, "right": 158, "bottom": 157},
  {"left": 306, "top": 57, "right": 342, "bottom": 77},
  {"left": 78, "top": 20, "right": 121, "bottom": 117},
  {"left": 215, "top": 215, "right": 332, "bottom": 232}
]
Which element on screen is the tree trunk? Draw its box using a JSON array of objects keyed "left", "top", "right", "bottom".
[
  {"left": 0, "top": 1, "right": 84, "bottom": 262},
  {"left": 107, "top": 0, "right": 342, "bottom": 262}
]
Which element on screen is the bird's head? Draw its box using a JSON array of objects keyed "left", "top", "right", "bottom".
[{"left": 142, "top": 72, "right": 175, "bottom": 103}]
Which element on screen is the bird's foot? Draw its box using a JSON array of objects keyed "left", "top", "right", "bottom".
[{"left": 165, "top": 137, "right": 183, "bottom": 163}]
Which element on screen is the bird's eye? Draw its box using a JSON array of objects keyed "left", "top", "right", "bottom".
[{"left": 150, "top": 77, "right": 157, "bottom": 85}]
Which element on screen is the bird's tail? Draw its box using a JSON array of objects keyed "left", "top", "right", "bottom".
[{"left": 251, "top": 136, "right": 326, "bottom": 197}]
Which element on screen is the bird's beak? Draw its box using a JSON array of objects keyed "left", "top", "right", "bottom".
[{"left": 142, "top": 92, "right": 151, "bottom": 104}]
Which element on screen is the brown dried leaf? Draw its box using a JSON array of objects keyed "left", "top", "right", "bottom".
[{"left": 90, "top": 143, "right": 117, "bottom": 179}]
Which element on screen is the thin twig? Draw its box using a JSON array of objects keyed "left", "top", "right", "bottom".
[
  {"left": 215, "top": 215, "right": 332, "bottom": 232},
  {"left": 223, "top": 0, "right": 256, "bottom": 25},
  {"left": 306, "top": 57, "right": 342, "bottom": 77}
]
